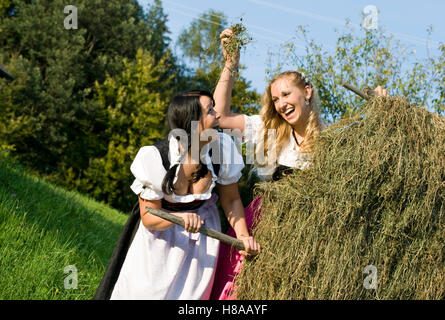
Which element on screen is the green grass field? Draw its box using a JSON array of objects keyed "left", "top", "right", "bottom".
[{"left": 0, "top": 159, "right": 128, "bottom": 300}]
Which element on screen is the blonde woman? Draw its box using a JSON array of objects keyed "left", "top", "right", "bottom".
[
  {"left": 213, "top": 30, "right": 326, "bottom": 182},
  {"left": 210, "top": 28, "right": 388, "bottom": 299}
]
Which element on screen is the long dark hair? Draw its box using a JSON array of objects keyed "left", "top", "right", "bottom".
[{"left": 162, "top": 90, "right": 215, "bottom": 195}]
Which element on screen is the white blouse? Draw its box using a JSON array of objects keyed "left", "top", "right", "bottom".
[
  {"left": 130, "top": 132, "right": 244, "bottom": 202},
  {"left": 243, "top": 114, "right": 312, "bottom": 175},
  {"left": 112, "top": 133, "right": 243, "bottom": 300}
]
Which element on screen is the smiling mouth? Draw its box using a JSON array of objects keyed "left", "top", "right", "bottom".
[{"left": 284, "top": 108, "right": 295, "bottom": 117}]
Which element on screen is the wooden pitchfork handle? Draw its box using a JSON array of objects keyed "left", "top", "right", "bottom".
[
  {"left": 342, "top": 83, "right": 376, "bottom": 100},
  {"left": 146, "top": 206, "right": 246, "bottom": 251}
]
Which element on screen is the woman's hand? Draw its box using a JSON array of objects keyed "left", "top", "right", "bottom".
[
  {"left": 220, "top": 28, "right": 240, "bottom": 70},
  {"left": 174, "top": 212, "right": 204, "bottom": 233},
  {"left": 374, "top": 85, "right": 390, "bottom": 97},
  {"left": 237, "top": 235, "right": 261, "bottom": 257}
]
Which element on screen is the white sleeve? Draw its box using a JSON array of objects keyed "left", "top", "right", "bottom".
[
  {"left": 216, "top": 133, "right": 245, "bottom": 185},
  {"left": 243, "top": 114, "right": 262, "bottom": 144},
  {"left": 129, "top": 146, "right": 165, "bottom": 200}
]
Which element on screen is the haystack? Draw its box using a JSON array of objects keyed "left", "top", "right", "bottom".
[{"left": 235, "top": 97, "right": 444, "bottom": 299}]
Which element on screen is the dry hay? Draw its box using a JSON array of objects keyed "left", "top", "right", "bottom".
[
  {"left": 235, "top": 97, "right": 445, "bottom": 299},
  {"left": 223, "top": 22, "right": 252, "bottom": 63}
]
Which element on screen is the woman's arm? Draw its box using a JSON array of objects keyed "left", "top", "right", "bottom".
[
  {"left": 213, "top": 28, "right": 246, "bottom": 133},
  {"left": 139, "top": 197, "right": 203, "bottom": 233},
  {"left": 218, "top": 183, "right": 260, "bottom": 255}
]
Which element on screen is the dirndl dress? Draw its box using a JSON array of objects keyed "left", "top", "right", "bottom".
[{"left": 95, "top": 132, "right": 244, "bottom": 300}]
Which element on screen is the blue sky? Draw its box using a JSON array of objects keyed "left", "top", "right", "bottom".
[{"left": 138, "top": 0, "right": 444, "bottom": 93}]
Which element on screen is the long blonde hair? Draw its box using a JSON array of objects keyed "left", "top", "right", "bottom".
[{"left": 255, "top": 71, "right": 323, "bottom": 169}]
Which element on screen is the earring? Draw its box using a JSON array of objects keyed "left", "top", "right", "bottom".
[{"left": 305, "top": 99, "right": 310, "bottom": 106}]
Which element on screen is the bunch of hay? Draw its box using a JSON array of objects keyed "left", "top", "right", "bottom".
[
  {"left": 235, "top": 97, "right": 444, "bottom": 299},
  {"left": 223, "top": 21, "right": 252, "bottom": 63}
]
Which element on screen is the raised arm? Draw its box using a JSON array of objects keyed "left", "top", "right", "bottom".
[
  {"left": 213, "top": 28, "right": 246, "bottom": 133},
  {"left": 214, "top": 29, "right": 237, "bottom": 118}
]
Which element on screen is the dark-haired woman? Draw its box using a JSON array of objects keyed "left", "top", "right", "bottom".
[{"left": 110, "top": 90, "right": 260, "bottom": 300}]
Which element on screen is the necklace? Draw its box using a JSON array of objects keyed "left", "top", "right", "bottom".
[{"left": 292, "top": 130, "right": 304, "bottom": 147}]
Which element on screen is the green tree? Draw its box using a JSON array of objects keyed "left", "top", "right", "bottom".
[
  {"left": 0, "top": 0, "right": 176, "bottom": 169},
  {"left": 177, "top": 9, "right": 227, "bottom": 71},
  {"left": 430, "top": 44, "right": 445, "bottom": 111},
  {"left": 0, "top": 0, "right": 86, "bottom": 170},
  {"left": 0, "top": 0, "right": 183, "bottom": 211},
  {"left": 74, "top": 49, "right": 175, "bottom": 211},
  {"left": 177, "top": 10, "right": 260, "bottom": 114},
  {"left": 0, "top": 0, "right": 10, "bottom": 14}
]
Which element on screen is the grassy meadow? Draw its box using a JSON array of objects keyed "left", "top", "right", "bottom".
[{"left": 0, "top": 158, "right": 128, "bottom": 300}]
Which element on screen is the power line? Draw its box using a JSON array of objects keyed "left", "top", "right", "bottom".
[
  {"left": 246, "top": 0, "right": 441, "bottom": 48},
  {"left": 161, "top": 0, "right": 306, "bottom": 48},
  {"left": 144, "top": 0, "right": 442, "bottom": 49},
  {"left": 163, "top": 0, "right": 295, "bottom": 40},
  {"left": 164, "top": 5, "right": 285, "bottom": 45},
  {"left": 247, "top": 0, "right": 347, "bottom": 26},
  {"left": 161, "top": 5, "right": 284, "bottom": 75}
]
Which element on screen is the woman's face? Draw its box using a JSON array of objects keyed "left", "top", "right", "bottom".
[
  {"left": 270, "top": 77, "right": 312, "bottom": 128},
  {"left": 199, "top": 95, "right": 220, "bottom": 134}
]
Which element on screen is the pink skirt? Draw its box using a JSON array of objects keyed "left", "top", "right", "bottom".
[{"left": 210, "top": 196, "right": 262, "bottom": 300}]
